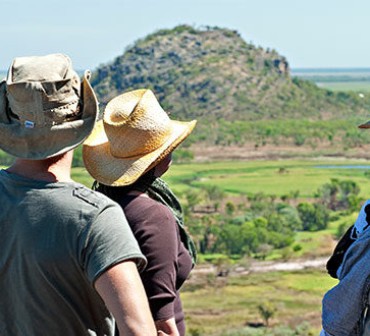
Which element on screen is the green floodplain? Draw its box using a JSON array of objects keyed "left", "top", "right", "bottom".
[
  {"left": 291, "top": 67, "right": 370, "bottom": 92},
  {"left": 72, "top": 158, "right": 369, "bottom": 335},
  {"left": 6, "top": 69, "right": 370, "bottom": 335},
  {"left": 317, "top": 81, "right": 370, "bottom": 92},
  {"left": 73, "top": 158, "right": 370, "bottom": 199}
]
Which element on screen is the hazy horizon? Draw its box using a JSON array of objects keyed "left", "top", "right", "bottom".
[
  {"left": 2, "top": 67, "right": 370, "bottom": 74},
  {"left": 1, "top": 0, "right": 370, "bottom": 70}
]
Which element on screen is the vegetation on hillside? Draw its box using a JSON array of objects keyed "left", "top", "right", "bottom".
[{"left": 89, "top": 24, "right": 370, "bottom": 152}]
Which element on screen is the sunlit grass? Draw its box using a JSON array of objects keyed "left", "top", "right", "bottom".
[
  {"left": 72, "top": 158, "right": 370, "bottom": 198},
  {"left": 182, "top": 269, "right": 338, "bottom": 335},
  {"left": 164, "top": 159, "right": 370, "bottom": 199}
]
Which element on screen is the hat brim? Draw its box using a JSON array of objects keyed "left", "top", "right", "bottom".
[
  {"left": 83, "top": 119, "right": 196, "bottom": 186},
  {"left": 358, "top": 121, "right": 370, "bottom": 129},
  {"left": 0, "top": 72, "right": 98, "bottom": 159}
]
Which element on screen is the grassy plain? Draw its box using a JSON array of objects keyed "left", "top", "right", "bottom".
[
  {"left": 162, "top": 159, "right": 370, "bottom": 199},
  {"left": 182, "top": 269, "right": 338, "bottom": 335},
  {"left": 162, "top": 159, "right": 368, "bottom": 333},
  {"left": 70, "top": 159, "right": 370, "bottom": 335},
  {"left": 72, "top": 159, "right": 370, "bottom": 258},
  {"left": 317, "top": 81, "right": 370, "bottom": 92},
  {"left": 292, "top": 67, "right": 370, "bottom": 92},
  {"left": 72, "top": 158, "right": 370, "bottom": 199}
]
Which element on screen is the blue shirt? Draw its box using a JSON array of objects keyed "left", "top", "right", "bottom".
[{"left": 322, "top": 200, "right": 370, "bottom": 336}]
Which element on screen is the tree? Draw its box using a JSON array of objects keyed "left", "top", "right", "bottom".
[
  {"left": 297, "top": 202, "right": 330, "bottom": 231},
  {"left": 276, "top": 204, "right": 302, "bottom": 231},
  {"left": 256, "top": 243, "right": 273, "bottom": 260},
  {"left": 184, "top": 189, "right": 202, "bottom": 212},
  {"left": 257, "top": 302, "right": 276, "bottom": 327},
  {"left": 225, "top": 201, "right": 236, "bottom": 216},
  {"left": 317, "top": 179, "right": 360, "bottom": 211},
  {"left": 218, "top": 223, "right": 248, "bottom": 255},
  {"left": 204, "top": 185, "right": 225, "bottom": 212},
  {"left": 317, "top": 178, "right": 340, "bottom": 210}
]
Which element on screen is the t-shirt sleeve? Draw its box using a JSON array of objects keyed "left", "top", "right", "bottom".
[
  {"left": 133, "top": 203, "right": 179, "bottom": 321},
  {"left": 81, "top": 202, "right": 146, "bottom": 284}
]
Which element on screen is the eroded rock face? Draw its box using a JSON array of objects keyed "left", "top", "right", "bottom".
[{"left": 273, "top": 58, "right": 289, "bottom": 75}]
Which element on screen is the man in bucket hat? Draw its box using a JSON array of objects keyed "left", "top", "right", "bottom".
[{"left": 0, "top": 54, "right": 156, "bottom": 336}]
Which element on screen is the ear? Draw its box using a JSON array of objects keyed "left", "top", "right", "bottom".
[
  {"left": 0, "top": 81, "right": 11, "bottom": 124},
  {"left": 154, "top": 153, "right": 173, "bottom": 177}
]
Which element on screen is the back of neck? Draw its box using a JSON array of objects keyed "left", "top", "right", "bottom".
[{"left": 6, "top": 151, "right": 73, "bottom": 183}]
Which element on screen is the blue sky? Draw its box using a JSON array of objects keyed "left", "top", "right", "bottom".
[{"left": 1, "top": 0, "right": 369, "bottom": 70}]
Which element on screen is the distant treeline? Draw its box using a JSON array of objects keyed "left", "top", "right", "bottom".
[
  {"left": 192, "top": 118, "right": 370, "bottom": 149},
  {"left": 1, "top": 117, "right": 370, "bottom": 167}
]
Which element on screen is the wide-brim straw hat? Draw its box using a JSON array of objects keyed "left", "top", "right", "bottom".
[
  {"left": 83, "top": 89, "right": 196, "bottom": 186},
  {"left": 0, "top": 53, "right": 98, "bottom": 159}
]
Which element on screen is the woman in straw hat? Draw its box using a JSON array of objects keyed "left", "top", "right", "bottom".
[{"left": 83, "top": 89, "right": 197, "bottom": 336}]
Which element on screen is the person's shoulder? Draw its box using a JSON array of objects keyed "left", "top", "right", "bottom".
[
  {"left": 136, "top": 195, "right": 172, "bottom": 214},
  {"left": 71, "top": 184, "right": 118, "bottom": 210},
  {"left": 354, "top": 200, "right": 370, "bottom": 238},
  {"left": 125, "top": 195, "right": 173, "bottom": 222}
]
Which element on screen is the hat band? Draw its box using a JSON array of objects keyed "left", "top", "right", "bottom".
[{"left": 8, "top": 96, "right": 80, "bottom": 127}]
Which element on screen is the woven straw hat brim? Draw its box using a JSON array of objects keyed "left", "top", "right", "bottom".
[
  {"left": 83, "top": 119, "right": 196, "bottom": 186},
  {"left": 0, "top": 73, "right": 98, "bottom": 159}
]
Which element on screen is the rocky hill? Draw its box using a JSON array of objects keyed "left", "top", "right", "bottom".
[
  {"left": 88, "top": 25, "right": 370, "bottom": 161},
  {"left": 3, "top": 25, "right": 370, "bottom": 165},
  {"left": 91, "top": 25, "right": 370, "bottom": 122}
]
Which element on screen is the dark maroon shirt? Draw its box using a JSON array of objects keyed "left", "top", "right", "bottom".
[{"left": 118, "top": 194, "right": 192, "bottom": 335}]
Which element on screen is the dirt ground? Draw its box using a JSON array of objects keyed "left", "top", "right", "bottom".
[{"left": 191, "top": 143, "right": 370, "bottom": 161}]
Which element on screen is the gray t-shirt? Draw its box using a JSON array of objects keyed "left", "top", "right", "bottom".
[{"left": 0, "top": 170, "right": 146, "bottom": 336}]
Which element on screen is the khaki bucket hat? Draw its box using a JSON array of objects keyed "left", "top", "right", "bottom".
[
  {"left": 83, "top": 89, "right": 196, "bottom": 186},
  {"left": 0, "top": 53, "right": 98, "bottom": 159}
]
